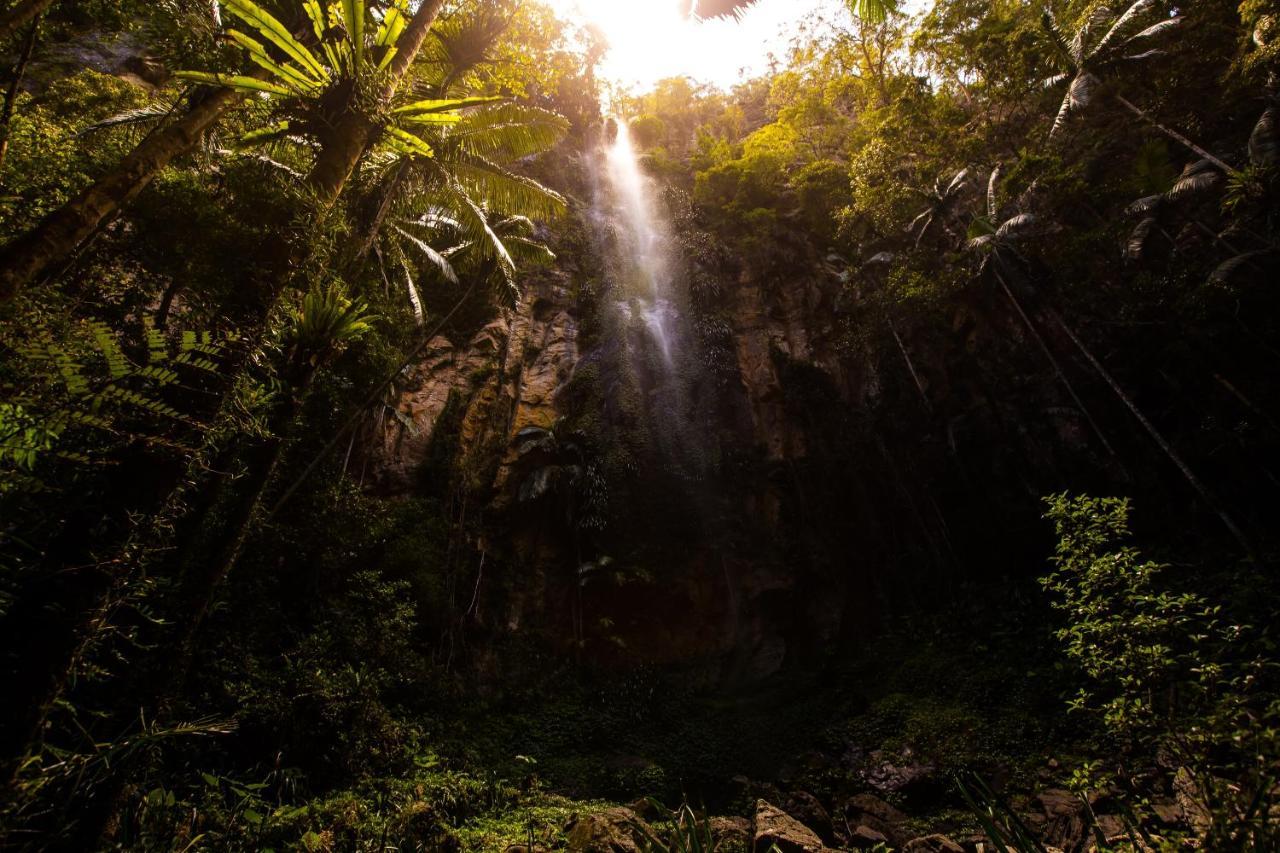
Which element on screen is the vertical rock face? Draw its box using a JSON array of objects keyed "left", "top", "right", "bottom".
[{"left": 362, "top": 272, "right": 581, "bottom": 498}]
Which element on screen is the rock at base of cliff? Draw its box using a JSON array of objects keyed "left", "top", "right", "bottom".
[
  {"left": 753, "top": 800, "right": 827, "bottom": 852},
  {"left": 565, "top": 807, "right": 648, "bottom": 852}
]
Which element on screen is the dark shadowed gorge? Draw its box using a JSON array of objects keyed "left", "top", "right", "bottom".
[{"left": 1, "top": 0, "right": 1279, "bottom": 850}]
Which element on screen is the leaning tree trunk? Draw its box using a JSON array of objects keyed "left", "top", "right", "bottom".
[
  {"left": 1044, "top": 306, "right": 1258, "bottom": 560},
  {"left": 996, "top": 272, "right": 1117, "bottom": 458},
  {"left": 0, "top": 84, "right": 245, "bottom": 302},
  {"left": 1114, "top": 95, "right": 1240, "bottom": 178},
  {"left": 0, "top": 0, "right": 54, "bottom": 42}
]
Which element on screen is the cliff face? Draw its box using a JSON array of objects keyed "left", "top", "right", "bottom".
[
  {"left": 358, "top": 181, "right": 874, "bottom": 680},
  {"left": 354, "top": 145, "right": 1108, "bottom": 682}
]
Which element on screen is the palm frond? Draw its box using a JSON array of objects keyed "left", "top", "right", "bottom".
[
  {"left": 849, "top": 0, "right": 898, "bottom": 24},
  {"left": 1094, "top": 0, "right": 1159, "bottom": 57},
  {"left": 226, "top": 29, "right": 324, "bottom": 94},
  {"left": 173, "top": 70, "right": 295, "bottom": 97},
  {"left": 1126, "top": 216, "right": 1161, "bottom": 260},
  {"left": 391, "top": 223, "right": 460, "bottom": 284},
  {"left": 1041, "top": 10, "right": 1075, "bottom": 70},
  {"left": 79, "top": 103, "right": 176, "bottom": 135},
  {"left": 996, "top": 213, "right": 1037, "bottom": 239},
  {"left": 1050, "top": 72, "right": 1098, "bottom": 137},
  {"left": 222, "top": 0, "right": 329, "bottom": 82},
  {"left": 1167, "top": 161, "right": 1221, "bottom": 201},
  {"left": 1209, "top": 250, "right": 1278, "bottom": 286},
  {"left": 449, "top": 103, "right": 569, "bottom": 160},
  {"left": 1249, "top": 106, "right": 1279, "bottom": 170},
  {"left": 449, "top": 154, "right": 566, "bottom": 221}
]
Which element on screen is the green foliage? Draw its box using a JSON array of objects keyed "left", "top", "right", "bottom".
[
  {"left": 1042, "top": 495, "right": 1280, "bottom": 847},
  {"left": 1, "top": 318, "right": 228, "bottom": 492}
]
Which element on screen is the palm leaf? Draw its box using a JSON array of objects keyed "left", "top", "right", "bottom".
[
  {"left": 1249, "top": 106, "right": 1279, "bottom": 169},
  {"left": 383, "top": 126, "right": 435, "bottom": 158},
  {"left": 996, "top": 213, "right": 1037, "bottom": 239},
  {"left": 227, "top": 29, "right": 323, "bottom": 94},
  {"left": 1050, "top": 73, "right": 1098, "bottom": 137},
  {"left": 1094, "top": 0, "right": 1159, "bottom": 58},
  {"left": 392, "top": 96, "right": 504, "bottom": 116},
  {"left": 449, "top": 154, "right": 567, "bottom": 221},
  {"left": 392, "top": 223, "right": 460, "bottom": 284},
  {"left": 398, "top": 112, "right": 464, "bottom": 126},
  {"left": 1040, "top": 10, "right": 1075, "bottom": 70},
  {"left": 1209, "top": 250, "right": 1277, "bottom": 286},
  {"left": 986, "top": 165, "right": 1001, "bottom": 220},
  {"left": 302, "top": 0, "right": 326, "bottom": 40},
  {"left": 173, "top": 71, "right": 294, "bottom": 97},
  {"left": 222, "top": 0, "right": 329, "bottom": 82},
  {"left": 449, "top": 104, "right": 569, "bottom": 160},
  {"left": 79, "top": 103, "right": 176, "bottom": 135},
  {"left": 1124, "top": 17, "right": 1180, "bottom": 45},
  {"left": 237, "top": 120, "right": 294, "bottom": 149},
  {"left": 342, "top": 0, "right": 364, "bottom": 68}
]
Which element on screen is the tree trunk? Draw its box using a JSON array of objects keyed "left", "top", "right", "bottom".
[
  {"left": 996, "top": 273, "right": 1117, "bottom": 458},
  {"left": 1045, "top": 306, "right": 1259, "bottom": 560},
  {"left": 0, "top": 12, "right": 39, "bottom": 179},
  {"left": 885, "top": 314, "right": 931, "bottom": 413},
  {"left": 1114, "top": 94, "right": 1240, "bottom": 178},
  {"left": 0, "top": 0, "right": 53, "bottom": 42},
  {"left": 0, "top": 85, "right": 245, "bottom": 302}
]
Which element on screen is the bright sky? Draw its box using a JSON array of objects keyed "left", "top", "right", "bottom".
[{"left": 545, "top": 0, "right": 841, "bottom": 92}]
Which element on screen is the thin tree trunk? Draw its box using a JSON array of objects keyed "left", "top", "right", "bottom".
[
  {"left": 0, "top": 85, "right": 244, "bottom": 302},
  {"left": 996, "top": 273, "right": 1117, "bottom": 457},
  {"left": 1114, "top": 95, "right": 1240, "bottom": 178},
  {"left": 0, "top": 12, "right": 39, "bottom": 179},
  {"left": 0, "top": 0, "right": 53, "bottom": 42},
  {"left": 885, "top": 315, "right": 931, "bottom": 413},
  {"left": 1045, "top": 306, "right": 1258, "bottom": 560}
]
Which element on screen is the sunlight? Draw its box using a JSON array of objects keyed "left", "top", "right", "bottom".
[{"left": 547, "top": 0, "right": 830, "bottom": 91}]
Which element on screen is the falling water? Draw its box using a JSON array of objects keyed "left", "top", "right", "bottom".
[{"left": 599, "top": 120, "right": 680, "bottom": 369}]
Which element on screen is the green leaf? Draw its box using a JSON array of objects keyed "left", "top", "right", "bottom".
[
  {"left": 222, "top": 0, "right": 329, "bottom": 82},
  {"left": 227, "top": 30, "right": 323, "bottom": 94},
  {"left": 392, "top": 96, "right": 504, "bottom": 116},
  {"left": 384, "top": 126, "right": 435, "bottom": 158},
  {"left": 173, "top": 71, "right": 294, "bottom": 97}
]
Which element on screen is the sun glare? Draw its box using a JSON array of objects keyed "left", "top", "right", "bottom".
[{"left": 547, "top": 0, "right": 831, "bottom": 93}]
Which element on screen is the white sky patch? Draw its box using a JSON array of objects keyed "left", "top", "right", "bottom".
[{"left": 545, "top": 0, "right": 843, "bottom": 92}]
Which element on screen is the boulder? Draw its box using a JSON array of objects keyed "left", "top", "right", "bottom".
[
  {"left": 565, "top": 807, "right": 648, "bottom": 852},
  {"left": 841, "top": 793, "right": 908, "bottom": 844},
  {"left": 860, "top": 750, "right": 943, "bottom": 808},
  {"left": 753, "top": 800, "right": 826, "bottom": 852},
  {"left": 709, "top": 816, "right": 752, "bottom": 850},
  {"left": 784, "top": 791, "right": 834, "bottom": 842},
  {"left": 901, "top": 835, "right": 964, "bottom": 852},
  {"left": 849, "top": 824, "right": 889, "bottom": 849},
  {"left": 1035, "top": 788, "right": 1092, "bottom": 850}
]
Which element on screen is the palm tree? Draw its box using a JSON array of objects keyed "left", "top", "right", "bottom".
[
  {"left": 907, "top": 168, "right": 973, "bottom": 249},
  {"left": 175, "top": 0, "right": 484, "bottom": 195},
  {"left": 965, "top": 167, "right": 1116, "bottom": 458},
  {"left": 971, "top": 170, "right": 1256, "bottom": 557},
  {"left": 1041, "top": 1, "right": 1239, "bottom": 177},
  {"left": 174, "top": 282, "right": 373, "bottom": 663},
  {"left": 0, "top": 0, "right": 448, "bottom": 303}
]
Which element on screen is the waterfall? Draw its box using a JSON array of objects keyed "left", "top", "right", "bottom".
[{"left": 597, "top": 120, "right": 681, "bottom": 370}]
